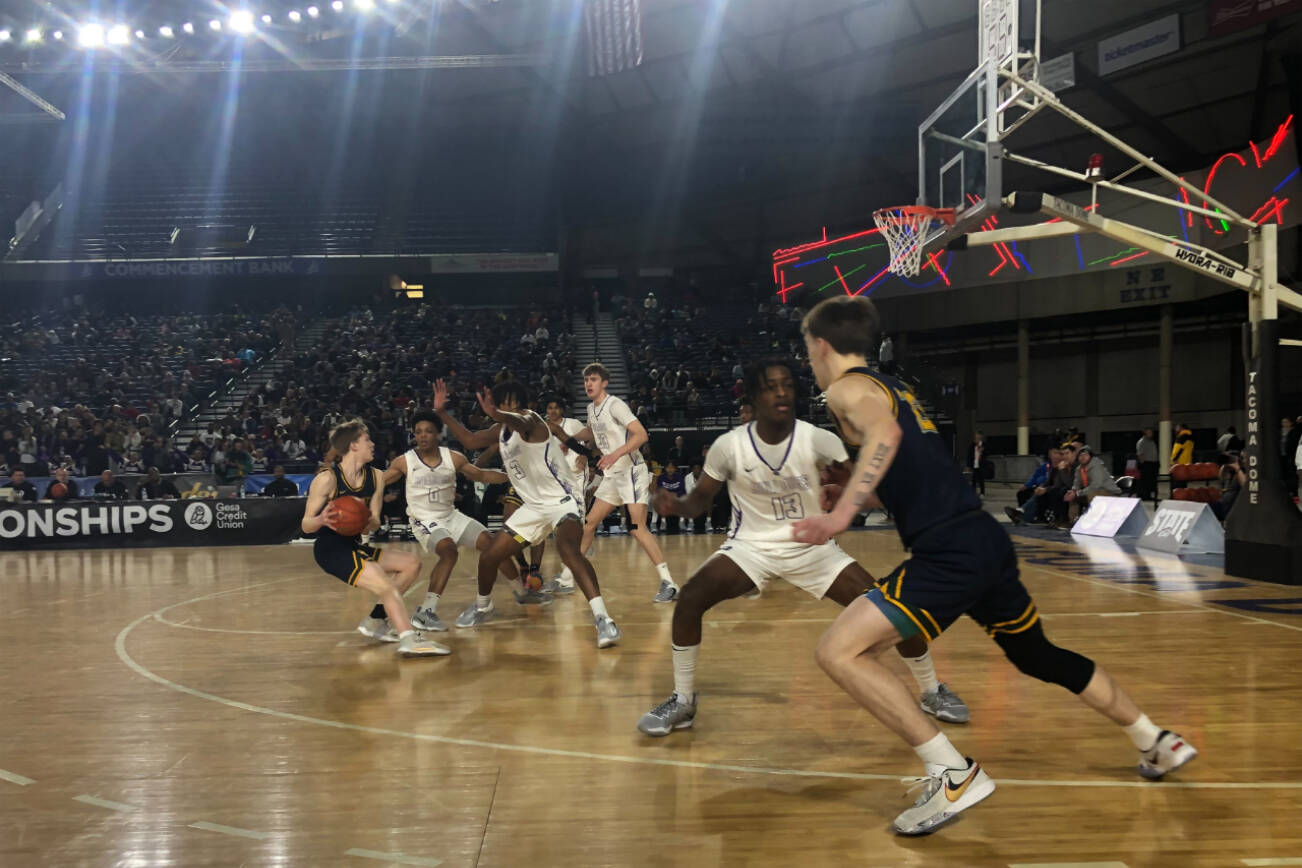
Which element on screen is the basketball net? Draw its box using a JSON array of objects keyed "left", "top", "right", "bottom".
[{"left": 873, "top": 206, "right": 954, "bottom": 278}]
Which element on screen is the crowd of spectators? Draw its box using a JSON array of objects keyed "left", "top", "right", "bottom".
[
  {"left": 613, "top": 290, "right": 813, "bottom": 426},
  {"left": 190, "top": 304, "right": 577, "bottom": 484},
  {"left": 0, "top": 301, "right": 295, "bottom": 481}
]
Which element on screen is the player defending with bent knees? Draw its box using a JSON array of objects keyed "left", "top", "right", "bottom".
[
  {"left": 383, "top": 410, "right": 518, "bottom": 632},
  {"left": 637, "top": 359, "right": 968, "bottom": 736},
  {"left": 303, "top": 418, "right": 449, "bottom": 657},
  {"left": 792, "top": 296, "right": 1195, "bottom": 835}
]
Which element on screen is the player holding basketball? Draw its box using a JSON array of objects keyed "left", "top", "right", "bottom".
[
  {"left": 382, "top": 410, "right": 518, "bottom": 632},
  {"left": 302, "top": 418, "right": 449, "bottom": 657},
  {"left": 573, "top": 363, "right": 678, "bottom": 603},
  {"left": 636, "top": 359, "right": 969, "bottom": 736},
  {"left": 436, "top": 381, "right": 621, "bottom": 648},
  {"left": 792, "top": 296, "right": 1196, "bottom": 835}
]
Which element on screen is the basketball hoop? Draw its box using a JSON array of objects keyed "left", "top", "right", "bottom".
[{"left": 873, "top": 206, "right": 955, "bottom": 278}]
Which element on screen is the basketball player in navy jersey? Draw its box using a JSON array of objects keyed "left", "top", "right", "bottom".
[
  {"left": 636, "top": 359, "right": 968, "bottom": 736},
  {"left": 302, "top": 419, "right": 449, "bottom": 657},
  {"left": 792, "top": 296, "right": 1196, "bottom": 835}
]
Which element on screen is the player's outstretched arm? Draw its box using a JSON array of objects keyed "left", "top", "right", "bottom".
[
  {"left": 433, "top": 380, "right": 499, "bottom": 449},
  {"left": 476, "top": 388, "right": 542, "bottom": 440},
  {"left": 654, "top": 472, "right": 722, "bottom": 519},
  {"left": 452, "top": 450, "right": 507, "bottom": 485},
  {"left": 381, "top": 454, "right": 408, "bottom": 487},
  {"left": 793, "top": 379, "right": 900, "bottom": 545},
  {"left": 301, "top": 470, "right": 340, "bottom": 534}
]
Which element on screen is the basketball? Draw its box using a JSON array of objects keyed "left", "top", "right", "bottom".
[
  {"left": 523, "top": 570, "right": 544, "bottom": 592},
  {"left": 47, "top": 482, "right": 67, "bottom": 500},
  {"left": 330, "top": 496, "right": 371, "bottom": 537}
]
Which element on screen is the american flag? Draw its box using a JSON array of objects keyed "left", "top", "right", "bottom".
[{"left": 585, "top": 0, "right": 643, "bottom": 77}]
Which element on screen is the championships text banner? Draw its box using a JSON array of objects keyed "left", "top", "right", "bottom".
[{"left": 0, "top": 499, "right": 304, "bottom": 550}]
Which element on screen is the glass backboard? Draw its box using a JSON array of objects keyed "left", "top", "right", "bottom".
[{"left": 918, "top": 62, "right": 1002, "bottom": 244}]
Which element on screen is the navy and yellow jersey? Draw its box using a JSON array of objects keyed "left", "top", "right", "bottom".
[
  {"left": 316, "top": 463, "right": 379, "bottom": 543},
  {"left": 827, "top": 366, "right": 981, "bottom": 546}
]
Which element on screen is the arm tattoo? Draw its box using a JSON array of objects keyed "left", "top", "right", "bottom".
[{"left": 850, "top": 443, "right": 891, "bottom": 508}]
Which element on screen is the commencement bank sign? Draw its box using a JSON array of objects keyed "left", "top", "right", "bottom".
[
  {"left": 87, "top": 258, "right": 318, "bottom": 279},
  {"left": 1098, "top": 14, "right": 1180, "bottom": 76}
]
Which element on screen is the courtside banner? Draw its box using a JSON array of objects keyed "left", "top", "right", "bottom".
[{"left": 0, "top": 499, "right": 303, "bottom": 550}]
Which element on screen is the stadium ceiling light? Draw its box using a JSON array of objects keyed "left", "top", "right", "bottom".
[
  {"left": 159, "top": 25, "right": 174, "bottom": 37},
  {"left": 0, "top": 30, "right": 11, "bottom": 43},
  {"left": 331, "top": 1, "right": 344, "bottom": 11},
  {"left": 134, "top": 29, "right": 145, "bottom": 39},
  {"left": 106, "top": 24, "right": 130, "bottom": 45},
  {"left": 261, "top": 13, "right": 273, "bottom": 24},
  {"left": 209, "top": 19, "right": 222, "bottom": 30},
  {"left": 356, "top": 0, "right": 375, "bottom": 10},
  {"left": 77, "top": 23, "right": 105, "bottom": 48},
  {"left": 25, "top": 28, "right": 42, "bottom": 43},
  {"left": 229, "top": 10, "right": 255, "bottom": 33},
  {"left": 288, "top": 10, "right": 302, "bottom": 21},
  {"left": 182, "top": 22, "right": 195, "bottom": 34},
  {"left": 53, "top": 30, "right": 63, "bottom": 40},
  {"left": 307, "top": 6, "right": 320, "bottom": 16}
]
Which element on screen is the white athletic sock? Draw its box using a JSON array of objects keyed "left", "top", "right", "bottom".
[
  {"left": 672, "top": 644, "right": 699, "bottom": 704},
  {"left": 422, "top": 592, "right": 440, "bottom": 612},
  {"left": 559, "top": 565, "right": 574, "bottom": 582},
  {"left": 656, "top": 562, "right": 675, "bottom": 585},
  {"left": 476, "top": 594, "right": 493, "bottom": 611},
  {"left": 1123, "top": 713, "right": 1162, "bottom": 751},
  {"left": 588, "top": 595, "right": 609, "bottom": 620},
  {"left": 914, "top": 731, "right": 967, "bottom": 776},
  {"left": 902, "top": 651, "right": 941, "bottom": 695}
]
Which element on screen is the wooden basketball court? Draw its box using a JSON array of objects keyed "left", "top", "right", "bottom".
[{"left": 3, "top": 526, "right": 1300, "bottom": 867}]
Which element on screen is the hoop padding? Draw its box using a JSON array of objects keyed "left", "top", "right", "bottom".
[{"left": 873, "top": 206, "right": 954, "bottom": 277}]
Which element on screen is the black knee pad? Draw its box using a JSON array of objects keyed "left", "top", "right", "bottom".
[{"left": 994, "top": 622, "right": 1095, "bottom": 694}]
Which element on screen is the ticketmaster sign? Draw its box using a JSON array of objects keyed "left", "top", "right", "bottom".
[{"left": 1098, "top": 14, "right": 1180, "bottom": 76}]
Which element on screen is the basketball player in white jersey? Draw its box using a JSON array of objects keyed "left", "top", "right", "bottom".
[
  {"left": 382, "top": 410, "right": 517, "bottom": 632},
  {"left": 542, "top": 394, "right": 588, "bottom": 595},
  {"left": 637, "top": 360, "right": 968, "bottom": 734},
  {"left": 434, "top": 380, "right": 622, "bottom": 648},
  {"left": 572, "top": 363, "right": 678, "bottom": 602}
]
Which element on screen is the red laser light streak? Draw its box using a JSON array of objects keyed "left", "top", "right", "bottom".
[{"left": 1109, "top": 251, "right": 1149, "bottom": 266}]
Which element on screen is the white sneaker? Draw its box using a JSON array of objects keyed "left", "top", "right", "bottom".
[
  {"left": 893, "top": 759, "right": 995, "bottom": 836},
  {"left": 1137, "top": 730, "right": 1197, "bottom": 780},
  {"left": 543, "top": 576, "right": 577, "bottom": 595},
  {"left": 356, "top": 616, "right": 399, "bottom": 642},
  {"left": 411, "top": 607, "right": 447, "bottom": 632},
  {"left": 456, "top": 603, "right": 493, "bottom": 628},
  {"left": 652, "top": 580, "right": 678, "bottom": 603},
  {"left": 595, "top": 615, "right": 622, "bottom": 648},
  {"left": 396, "top": 632, "right": 452, "bottom": 657}
]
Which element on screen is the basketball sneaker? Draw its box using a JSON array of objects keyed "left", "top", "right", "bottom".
[
  {"left": 357, "top": 616, "right": 400, "bottom": 642},
  {"left": 1003, "top": 506, "right": 1024, "bottom": 526},
  {"left": 544, "top": 571, "right": 577, "bottom": 595},
  {"left": 920, "top": 684, "right": 971, "bottom": 724},
  {"left": 637, "top": 693, "right": 697, "bottom": 736},
  {"left": 1136, "top": 730, "right": 1197, "bottom": 780},
  {"left": 411, "top": 607, "right": 447, "bottom": 632},
  {"left": 396, "top": 632, "right": 452, "bottom": 657},
  {"left": 513, "top": 586, "right": 554, "bottom": 605},
  {"left": 653, "top": 580, "right": 679, "bottom": 603},
  {"left": 595, "top": 614, "right": 622, "bottom": 648},
  {"left": 893, "top": 759, "right": 995, "bottom": 836},
  {"left": 456, "top": 603, "right": 493, "bottom": 628}
]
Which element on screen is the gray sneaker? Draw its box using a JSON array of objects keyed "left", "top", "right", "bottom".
[
  {"left": 357, "top": 616, "right": 400, "bottom": 642},
  {"left": 595, "top": 614, "right": 622, "bottom": 648},
  {"left": 637, "top": 693, "right": 697, "bottom": 736},
  {"left": 456, "top": 603, "right": 493, "bottom": 628},
  {"left": 513, "top": 587, "right": 554, "bottom": 605},
  {"left": 920, "top": 683, "right": 971, "bottom": 724},
  {"left": 652, "top": 580, "right": 679, "bottom": 603},
  {"left": 411, "top": 607, "right": 447, "bottom": 632},
  {"left": 543, "top": 577, "right": 577, "bottom": 595},
  {"left": 396, "top": 632, "right": 452, "bottom": 657}
]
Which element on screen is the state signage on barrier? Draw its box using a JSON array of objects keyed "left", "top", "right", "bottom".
[
  {"left": 0, "top": 499, "right": 304, "bottom": 550},
  {"left": 1070, "top": 496, "right": 1150, "bottom": 539},
  {"left": 1137, "top": 500, "right": 1225, "bottom": 555}
]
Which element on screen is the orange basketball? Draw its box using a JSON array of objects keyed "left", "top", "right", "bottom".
[
  {"left": 330, "top": 495, "right": 371, "bottom": 537},
  {"left": 47, "top": 482, "right": 67, "bottom": 500}
]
